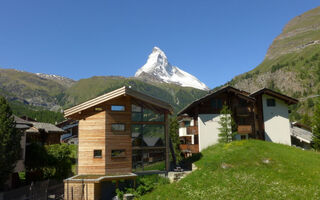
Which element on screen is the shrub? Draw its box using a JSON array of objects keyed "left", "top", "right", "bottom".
[
  {"left": 218, "top": 105, "right": 236, "bottom": 143},
  {"left": 46, "top": 143, "right": 72, "bottom": 180},
  {"left": 117, "top": 175, "right": 169, "bottom": 198},
  {"left": 25, "top": 143, "right": 73, "bottom": 181}
]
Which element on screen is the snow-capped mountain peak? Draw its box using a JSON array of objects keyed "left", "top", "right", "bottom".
[{"left": 135, "top": 47, "right": 209, "bottom": 90}]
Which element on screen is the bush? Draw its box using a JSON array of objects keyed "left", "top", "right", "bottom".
[
  {"left": 46, "top": 143, "right": 72, "bottom": 180},
  {"left": 25, "top": 143, "right": 73, "bottom": 181},
  {"left": 117, "top": 175, "right": 169, "bottom": 198}
]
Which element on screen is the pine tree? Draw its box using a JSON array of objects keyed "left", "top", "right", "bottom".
[
  {"left": 312, "top": 98, "right": 320, "bottom": 150},
  {"left": 218, "top": 104, "right": 236, "bottom": 143},
  {"left": 169, "top": 117, "right": 182, "bottom": 166},
  {"left": 0, "top": 96, "right": 21, "bottom": 190}
]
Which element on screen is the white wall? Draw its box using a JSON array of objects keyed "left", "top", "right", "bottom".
[
  {"left": 198, "top": 114, "right": 223, "bottom": 151},
  {"left": 179, "top": 127, "right": 194, "bottom": 144},
  {"left": 179, "top": 127, "right": 187, "bottom": 137},
  {"left": 262, "top": 94, "right": 291, "bottom": 145}
]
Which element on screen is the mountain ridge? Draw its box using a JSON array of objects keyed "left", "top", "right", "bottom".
[{"left": 228, "top": 6, "right": 320, "bottom": 125}]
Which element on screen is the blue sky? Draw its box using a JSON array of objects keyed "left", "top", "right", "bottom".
[{"left": 0, "top": 1, "right": 319, "bottom": 89}]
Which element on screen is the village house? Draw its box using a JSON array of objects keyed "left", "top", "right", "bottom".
[
  {"left": 57, "top": 119, "right": 79, "bottom": 144},
  {"left": 5, "top": 116, "right": 64, "bottom": 189},
  {"left": 178, "top": 86, "right": 299, "bottom": 157},
  {"left": 290, "top": 122, "right": 313, "bottom": 149},
  {"left": 63, "top": 86, "right": 172, "bottom": 200}
]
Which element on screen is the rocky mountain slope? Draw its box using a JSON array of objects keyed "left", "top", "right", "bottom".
[
  {"left": 135, "top": 47, "right": 209, "bottom": 91},
  {"left": 228, "top": 6, "right": 320, "bottom": 124},
  {"left": 35, "top": 73, "right": 75, "bottom": 88},
  {"left": 0, "top": 69, "right": 68, "bottom": 111}
]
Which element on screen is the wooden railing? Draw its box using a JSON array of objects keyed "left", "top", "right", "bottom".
[
  {"left": 187, "top": 126, "right": 198, "bottom": 135},
  {"left": 179, "top": 144, "right": 199, "bottom": 153},
  {"left": 237, "top": 125, "right": 252, "bottom": 134}
]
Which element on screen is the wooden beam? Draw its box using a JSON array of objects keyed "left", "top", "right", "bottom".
[{"left": 131, "top": 121, "right": 165, "bottom": 125}]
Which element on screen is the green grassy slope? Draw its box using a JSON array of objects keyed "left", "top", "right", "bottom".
[{"left": 142, "top": 140, "right": 320, "bottom": 200}]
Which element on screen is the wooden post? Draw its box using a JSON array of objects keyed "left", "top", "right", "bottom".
[{"left": 165, "top": 112, "right": 170, "bottom": 172}]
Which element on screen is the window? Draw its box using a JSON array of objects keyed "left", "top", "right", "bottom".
[
  {"left": 111, "top": 149, "right": 126, "bottom": 158},
  {"left": 184, "top": 121, "right": 190, "bottom": 127},
  {"left": 111, "top": 105, "right": 125, "bottom": 111},
  {"left": 112, "top": 123, "right": 125, "bottom": 131},
  {"left": 211, "top": 99, "right": 223, "bottom": 109},
  {"left": 267, "top": 99, "right": 276, "bottom": 107},
  {"left": 93, "top": 150, "right": 102, "bottom": 158}
]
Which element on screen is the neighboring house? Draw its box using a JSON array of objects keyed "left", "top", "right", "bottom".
[
  {"left": 6, "top": 116, "right": 65, "bottom": 189},
  {"left": 290, "top": 122, "right": 313, "bottom": 149},
  {"left": 178, "top": 86, "right": 298, "bottom": 156},
  {"left": 25, "top": 121, "right": 65, "bottom": 145},
  {"left": 63, "top": 86, "right": 172, "bottom": 200},
  {"left": 57, "top": 119, "right": 79, "bottom": 144}
]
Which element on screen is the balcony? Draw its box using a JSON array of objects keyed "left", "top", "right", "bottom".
[
  {"left": 187, "top": 126, "right": 198, "bottom": 135},
  {"left": 179, "top": 144, "right": 199, "bottom": 153},
  {"left": 237, "top": 125, "right": 252, "bottom": 134}
]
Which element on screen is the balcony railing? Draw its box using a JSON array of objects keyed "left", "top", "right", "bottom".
[
  {"left": 237, "top": 125, "right": 252, "bottom": 134},
  {"left": 179, "top": 144, "right": 199, "bottom": 153},
  {"left": 187, "top": 126, "right": 198, "bottom": 135}
]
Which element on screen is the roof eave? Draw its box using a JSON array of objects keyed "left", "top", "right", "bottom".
[{"left": 64, "top": 86, "right": 173, "bottom": 118}]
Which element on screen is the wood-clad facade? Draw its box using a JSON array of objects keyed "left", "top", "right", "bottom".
[
  {"left": 64, "top": 87, "right": 172, "bottom": 200},
  {"left": 65, "top": 86, "right": 172, "bottom": 175}
]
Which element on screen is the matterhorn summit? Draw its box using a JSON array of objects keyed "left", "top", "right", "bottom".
[{"left": 135, "top": 47, "right": 209, "bottom": 90}]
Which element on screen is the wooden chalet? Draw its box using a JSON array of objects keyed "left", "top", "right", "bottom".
[
  {"left": 63, "top": 86, "right": 172, "bottom": 200},
  {"left": 178, "top": 86, "right": 298, "bottom": 157},
  {"left": 25, "top": 121, "right": 65, "bottom": 145}
]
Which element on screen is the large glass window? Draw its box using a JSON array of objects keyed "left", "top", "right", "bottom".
[
  {"left": 131, "top": 124, "right": 165, "bottom": 147},
  {"left": 131, "top": 104, "right": 164, "bottom": 122},
  {"left": 131, "top": 104, "right": 166, "bottom": 171}
]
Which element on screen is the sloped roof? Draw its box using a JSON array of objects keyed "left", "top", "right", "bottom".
[
  {"left": 178, "top": 86, "right": 299, "bottom": 116},
  {"left": 64, "top": 86, "right": 173, "bottom": 118},
  {"left": 250, "top": 88, "right": 298, "bottom": 105},
  {"left": 291, "top": 126, "right": 313, "bottom": 143},
  {"left": 178, "top": 86, "right": 255, "bottom": 116},
  {"left": 26, "top": 122, "right": 65, "bottom": 133},
  {"left": 14, "top": 115, "right": 32, "bottom": 129}
]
